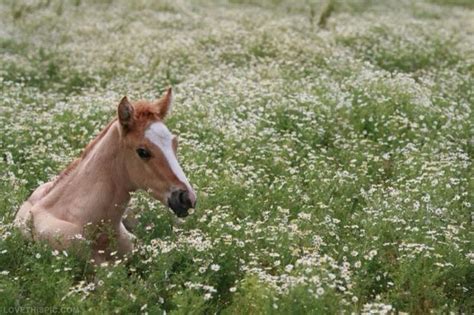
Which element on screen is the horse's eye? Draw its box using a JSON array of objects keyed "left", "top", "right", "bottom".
[{"left": 136, "top": 148, "right": 151, "bottom": 160}]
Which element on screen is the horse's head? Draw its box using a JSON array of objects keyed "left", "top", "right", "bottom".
[{"left": 117, "top": 88, "right": 196, "bottom": 217}]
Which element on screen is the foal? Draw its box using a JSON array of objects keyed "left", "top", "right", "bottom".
[{"left": 14, "top": 88, "right": 196, "bottom": 262}]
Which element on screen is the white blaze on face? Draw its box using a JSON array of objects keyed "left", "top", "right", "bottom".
[{"left": 144, "top": 122, "right": 193, "bottom": 194}]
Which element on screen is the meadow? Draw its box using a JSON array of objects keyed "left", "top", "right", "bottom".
[{"left": 0, "top": 0, "right": 473, "bottom": 313}]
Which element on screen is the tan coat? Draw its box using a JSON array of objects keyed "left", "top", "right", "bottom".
[{"left": 14, "top": 89, "right": 196, "bottom": 263}]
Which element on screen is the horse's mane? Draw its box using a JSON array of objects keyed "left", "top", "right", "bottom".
[
  {"left": 43, "top": 118, "right": 118, "bottom": 195},
  {"left": 42, "top": 101, "right": 160, "bottom": 196}
]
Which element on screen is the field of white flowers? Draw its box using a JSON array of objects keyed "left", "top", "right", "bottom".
[{"left": 0, "top": 0, "right": 473, "bottom": 313}]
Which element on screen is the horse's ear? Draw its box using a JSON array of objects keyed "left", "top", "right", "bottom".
[
  {"left": 155, "top": 87, "right": 172, "bottom": 119},
  {"left": 118, "top": 96, "right": 134, "bottom": 130}
]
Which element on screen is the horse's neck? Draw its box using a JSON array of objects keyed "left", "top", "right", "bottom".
[{"left": 45, "top": 121, "right": 132, "bottom": 224}]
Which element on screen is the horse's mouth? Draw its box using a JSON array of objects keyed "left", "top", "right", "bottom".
[
  {"left": 174, "top": 208, "right": 189, "bottom": 218},
  {"left": 168, "top": 200, "right": 190, "bottom": 218},
  {"left": 167, "top": 189, "right": 195, "bottom": 218}
]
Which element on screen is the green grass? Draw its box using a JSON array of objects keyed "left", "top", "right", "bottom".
[{"left": 0, "top": 0, "right": 473, "bottom": 313}]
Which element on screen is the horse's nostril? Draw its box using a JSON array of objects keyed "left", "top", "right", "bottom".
[
  {"left": 178, "top": 190, "right": 193, "bottom": 208},
  {"left": 178, "top": 190, "right": 187, "bottom": 204}
]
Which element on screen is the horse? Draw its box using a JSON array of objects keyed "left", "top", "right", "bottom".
[{"left": 13, "top": 88, "right": 196, "bottom": 263}]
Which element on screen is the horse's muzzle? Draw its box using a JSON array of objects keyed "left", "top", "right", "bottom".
[{"left": 168, "top": 189, "right": 195, "bottom": 217}]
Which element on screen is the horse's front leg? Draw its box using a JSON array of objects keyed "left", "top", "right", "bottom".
[
  {"left": 122, "top": 207, "right": 140, "bottom": 232},
  {"left": 117, "top": 222, "right": 136, "bottom": 257},
  {"left": 89, "top": 222, "right": 136, "bottom": 263}
]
